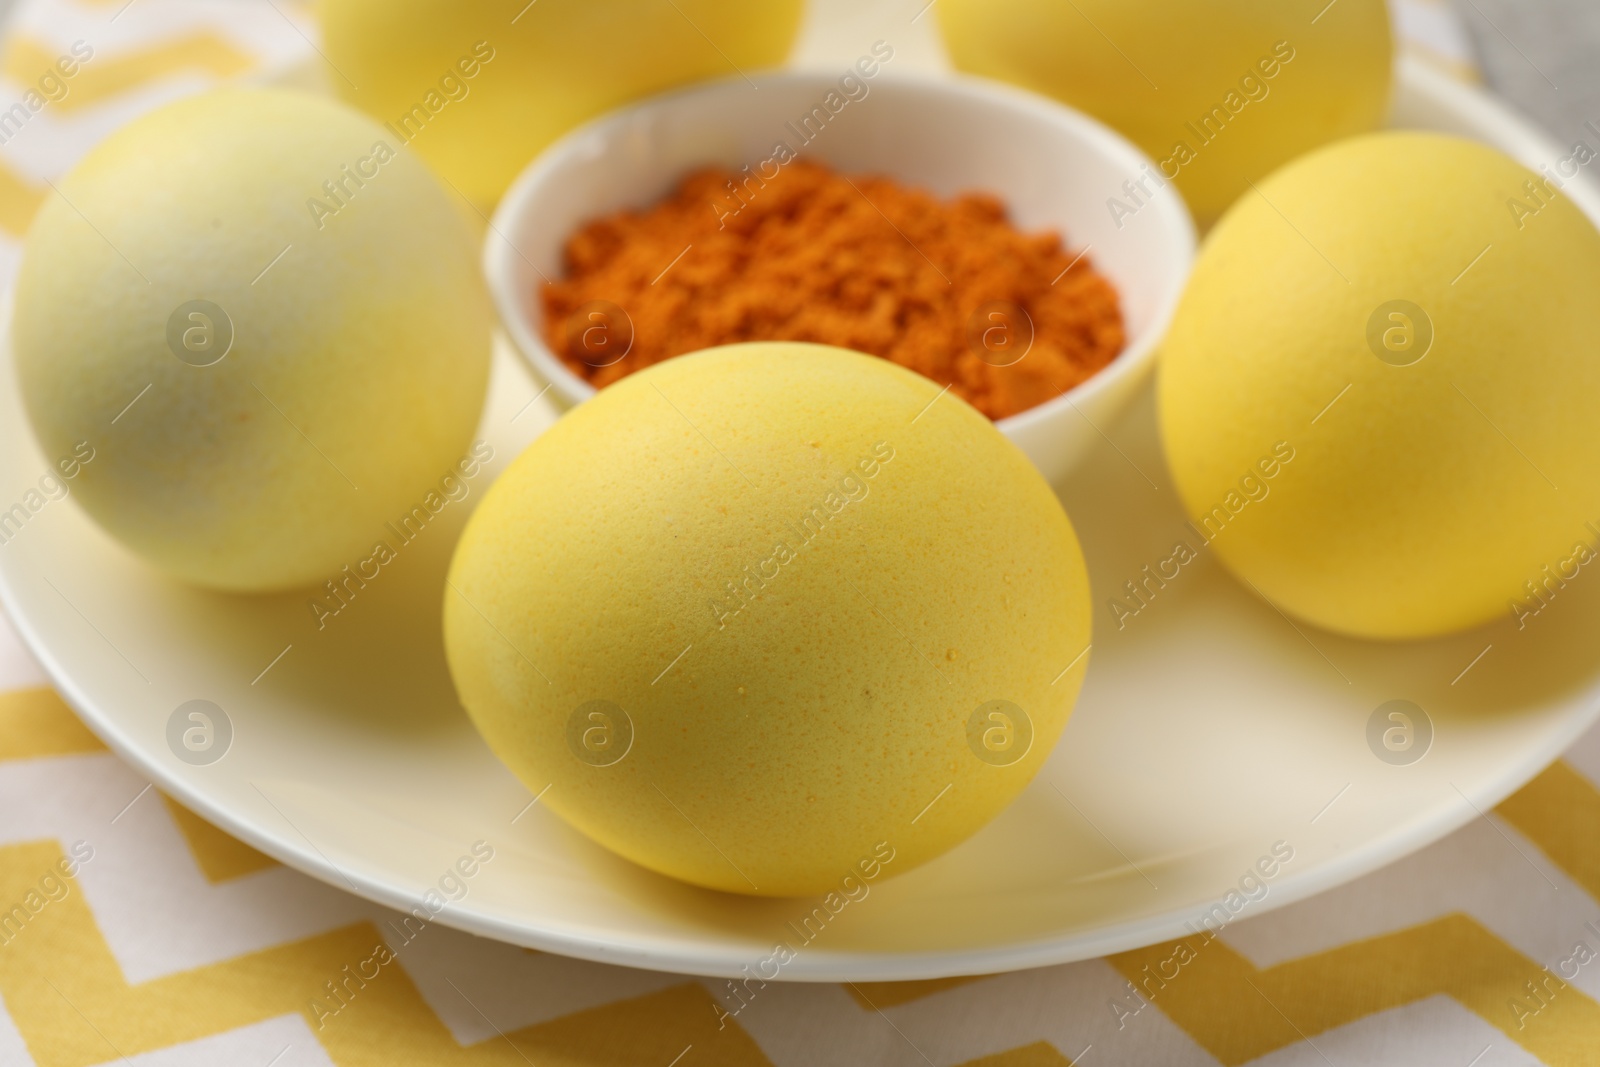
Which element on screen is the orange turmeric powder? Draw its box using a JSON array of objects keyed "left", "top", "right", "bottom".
[{"left": 541, "top": 159, "right": 1124, "bottom": 420}]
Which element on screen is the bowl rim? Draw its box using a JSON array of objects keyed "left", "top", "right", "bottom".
[{"left": 482, "top": 67, "right": 1197, "bottom": 431}]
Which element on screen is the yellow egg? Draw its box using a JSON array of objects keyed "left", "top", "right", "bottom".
[
  {"left": 1159, "top": 132, "right": 1600, "bottom": 639},
  {"left": 937, "top": 0, "right": 1392, "bottom": 226},
  {"left": 443, "top": 344, "right": 1091, "bottom": 895},
  {"left": 320, "top": 0, "right": 805, "bottom": 210},
  {"left": 13, "top": 88, "right": 491, "bottom": 592}
]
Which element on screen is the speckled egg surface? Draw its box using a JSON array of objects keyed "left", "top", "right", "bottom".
[
  {"left": 937, "top": 0, "right": 1392, "bottom": 226},
  {"left": 1159, "top": 132, "right": 1600, "bottom": 638},
  {"left": 443, "top": 343, "right": 1092, "bottom": 896},
  {"left": 12, "top": 87, "right": 491, "bottom": 592}
]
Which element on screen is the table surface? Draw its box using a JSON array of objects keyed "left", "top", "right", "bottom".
[
  {"left": 2, "top": 1, "right": 1600, "bottom": 1065},
  {"left": 1456, "top": 0, "right": 1600, "bottom": 146}
]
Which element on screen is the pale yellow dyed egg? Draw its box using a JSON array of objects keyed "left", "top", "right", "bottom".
[
  {"left": 937, "top": 0, "right": 1392, "bottom": 226},
  {"left": 1159, "top": 132, "right": 1600, "bottom": 639},
  {"left": 320, "top": 0, "right": 805, "bottom": 210},
  {"left": 13, "top": 88, "right": 491, "bottom": 592},
  {"left": 444, "top": 344, "right": 1092, "bottom": 895}
]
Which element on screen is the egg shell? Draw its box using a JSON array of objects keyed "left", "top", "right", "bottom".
[
  {"left": 12, "top": 87, "right": 491, "bottom": 592},
  {"left": 937, "top": 0, "right": 1392, "bottom": 226},
  {"left": 320, "top": 0, "right": 805, "bottom": 210},
  {"left": 1158, "top": 131, "right": 1600, "bottom": 639},
  {"left": 443, "top": 343, "right": 1092, "bottom": 895}
]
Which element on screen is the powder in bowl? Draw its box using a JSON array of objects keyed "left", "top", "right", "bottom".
[{"left": 540, "top": 159, "right": 1124, "bottom": 420}]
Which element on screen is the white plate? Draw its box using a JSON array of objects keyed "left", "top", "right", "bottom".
[{"left": 4, "top": 59, "right": 1599, "bottom": 982}]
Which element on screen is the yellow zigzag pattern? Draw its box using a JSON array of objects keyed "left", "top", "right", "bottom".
[
  {"left": 0, "top": 33, "right": 257, "bottom": 237},
  {"left": 1107, "top": 915, "right": 1598, "bottom": 1065},
  {"left": 2, "top": 34, "right": 254, "bottom": 113},
  {"left": 0, "top": 841, "right": 772, "bottom": 1067},
  {"left": 0, "top": 688, "right": 277, "bottom": 882},
  {"left": 867, "top": 758, "right": 1600, "bottom": 1065},
  {"left": 159, "top": 793, "right": 278, "bottom": 882},
  {"left": 847, "top": 974, "right": 987, "bottom": 1010},
  {"left": 1499, "top": 759, "right": 1600, "bottom": 900},
  {"left": 955, "top": 1042, "right": 1075, "bottom": 1066},
  {"left": 6, "top": 685, "right": 1600, "bottom": 1065},
  {"left": 1103, "top": 757, "right": 1600, "bottom": 1066},
  {"left": 0, "top": 687, "right": 100, "bottom": 760}
]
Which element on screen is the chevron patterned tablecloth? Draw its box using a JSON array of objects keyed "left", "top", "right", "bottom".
[{"left": 3, "top": 1, "right": 1600, "bottom": 1064}]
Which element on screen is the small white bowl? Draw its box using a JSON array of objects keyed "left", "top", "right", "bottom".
[{"left": 484, "top": 70, "right": 1195, "bottom": 484}]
